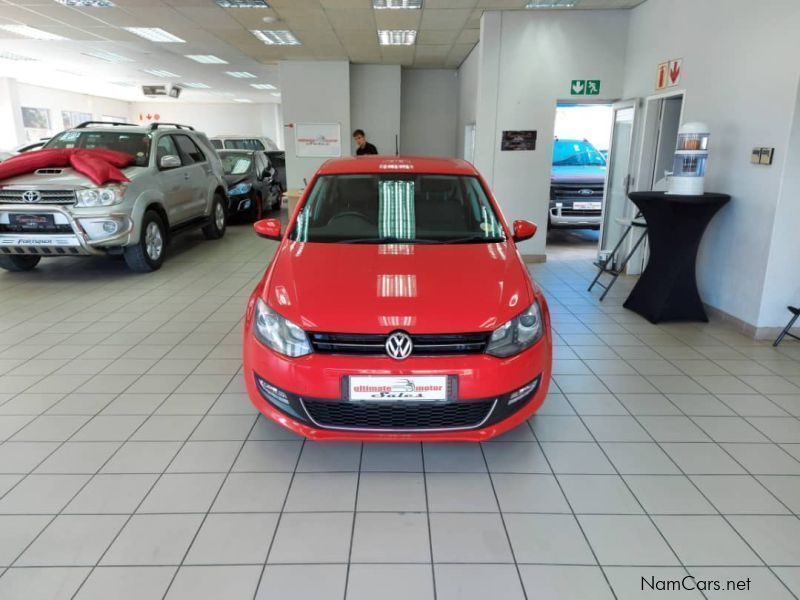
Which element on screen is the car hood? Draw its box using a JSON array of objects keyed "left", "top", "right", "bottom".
[
  {"left": 551, "top": 165, "right": 606, "bottom": 184},
  {"left": 0, "top": 165, "right": 146, "bottom": 189},
  {"left": 263, "top": 241, "right": 533, "bottom": 334},
  {"left": 224, "top": 174, "right": 252, "bottom": 187}
]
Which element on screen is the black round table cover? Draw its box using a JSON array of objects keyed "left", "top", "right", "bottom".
[{"left": 622, "top": 191, "right": 731, "bottom": 323}]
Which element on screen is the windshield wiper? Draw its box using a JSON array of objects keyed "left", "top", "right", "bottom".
[
  {"left": 333, "top": 237, "right": 438, "bottom": 244},
  {"left": 429, "top": 235, "right": 506, "bottom": 244}
]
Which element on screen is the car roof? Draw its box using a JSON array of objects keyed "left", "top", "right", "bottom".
[
  {"left": 211, "top": 135, "right": 270, "bottom": 139},
  {"left": 316, "top": 156, "right": 479, "bottom": 176},
  {"left": 218, "top": 149, "right": 255, "bottom": 154}
]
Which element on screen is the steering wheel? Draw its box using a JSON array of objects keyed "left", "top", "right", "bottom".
[{"left": 328, "top": 211, "right": 372, "bottom": 224}]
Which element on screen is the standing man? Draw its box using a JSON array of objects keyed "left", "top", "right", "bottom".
[{"left": 353, "top": 129, "right": 378, "bottom": 155}]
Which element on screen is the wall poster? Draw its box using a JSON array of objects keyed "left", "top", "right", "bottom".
[
  {"left": 501, "top": 130, "right": 537, "bottom": 151},
  {"left": 294, "top": 122, "right": 342, "bottom": 158},
  {"left": 21, "top": 106, "right": 52, "bottom": 142}
]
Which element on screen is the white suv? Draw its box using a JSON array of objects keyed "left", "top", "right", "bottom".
[
  {"left": 210, "top": 136, "right": 280, "bottom": 152},
  {"left": 0, "top": 121, "right": 228, "bottom": 272}
]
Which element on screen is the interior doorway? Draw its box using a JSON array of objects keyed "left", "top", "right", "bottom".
[{"left": 546, "top": 103, "right": 614, "bottom": 260}]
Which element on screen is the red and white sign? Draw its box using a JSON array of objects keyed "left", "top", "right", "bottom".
[
  {"left": 138, "top": 112, "right": 161, "bottom": 122},
  {"left": 656, "top": 59, "right": 682, "bottom": 90},
  {"left": 349, "top": 375, "right": 448, "bottom": 401}
]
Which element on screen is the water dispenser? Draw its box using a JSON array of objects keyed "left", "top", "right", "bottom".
[{"left": 667, "top": 122, "right": 710, "bottom": 196}]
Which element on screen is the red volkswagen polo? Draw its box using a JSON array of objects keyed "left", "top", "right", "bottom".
[{"left": 243, "top": 156, "right": 552, "bottom": 441}]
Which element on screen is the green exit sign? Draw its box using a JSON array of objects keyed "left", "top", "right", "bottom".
[{"left": 571, "top": 79, "right": 601, "bottom": 95}]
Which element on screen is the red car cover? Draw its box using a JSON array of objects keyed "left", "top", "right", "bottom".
[{"left": 0, "top": 148, "right": 135, "bottom": 186}]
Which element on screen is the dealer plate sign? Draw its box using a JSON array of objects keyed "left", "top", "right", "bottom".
[{"left": 348, "top": 375, "right": 449, "bottom": 401}]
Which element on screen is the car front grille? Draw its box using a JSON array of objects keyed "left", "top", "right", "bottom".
[
  {"left": 0, "top": 189, "right": 77, "bottom": 205},
  {"left": 551, "top": 183, "right": 604, "bottom": 201},
  {"left": 0, "top": 224, "right": 73, "bottom": 234},
  {"left": 309, "top": 332, "right": 491, "bottom": 356},
  {"left": 560, "top": 208, "right": 601, "bottom": 216},
  {"left": 301, "top": 398, "right": 496, "bottom": 431}
]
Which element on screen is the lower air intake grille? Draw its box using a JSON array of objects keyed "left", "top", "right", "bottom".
[{"left": 301, "top": 398, "right": 495, "bottom": 431}]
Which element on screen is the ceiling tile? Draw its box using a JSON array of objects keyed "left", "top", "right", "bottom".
[
  {"left": 373, "top": 10, "right": 421, "bottom": 30},
  {"left": 325, "top": 8, "right": 376, "bottom": 30},
  {"left": 417, "top": 29, "right": 459, "bottom": 44},
  {"left": 420, "top": 8, "right": 471, "bottom": 30}
]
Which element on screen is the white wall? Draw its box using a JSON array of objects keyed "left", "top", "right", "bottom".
[
  {"left": 457, "top": 46, "right": 479, "bottom": 160},
  {"left": 128, "top": 101, "right": 282, "bottom": 148},
  {"left": 474, "top": 10, "right": 630, "bottom": 257},
  {"left": 400, "top": 68, "right": 458, "bottom": 157},
  {"left": 0, "top": 79, "right": 24, "bottom": 150},
  {"left": 624, "top": 0, "right": 800, "bottom": 328},
  {"left": 350, "top": 64, "right": 401, "bottom": 156},
  {"left": 280, "top": 60, "right": 350, "bottom": 190}
]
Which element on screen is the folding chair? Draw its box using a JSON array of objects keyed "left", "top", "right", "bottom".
[
  {"left": 587, "top": 212, "right": 648, "bottom": 301},
  {"left": 773, "top": 306, "right": 800, "bottom": 347}
]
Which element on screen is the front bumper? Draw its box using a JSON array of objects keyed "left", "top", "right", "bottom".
[
  {"left": 0, "top": 204, "right": 133, "bottom": 256},
  {"left": 227, "top": 193, "right": 253, "bottom": 215},
  {"left": 548, "top": 204, "right": 602, "bottom": 228},
  {"left": 242, "top": 331, "right": 552, "bottom": 442}
]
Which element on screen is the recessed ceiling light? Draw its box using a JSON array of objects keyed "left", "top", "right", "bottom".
[
  {"left": 373, "top": 0, "right": 422, "bottom": 8},
  {"left": 0, "top": 25, "right": 68, "bottom": 41},
  {"left": 217, "top": 0, "right": 270, "bottom": 6},
  {"left": 124, "top": 27, "right": 185, "bottom": 43},
  {"left": 270, "top": 92, "right": 281, "bottom": 97},
  {"left": 526, "top": 0, "right": 577, "bottom": 7},
  {"left": 54, "top": 0, "right": 115, "bottom": 6},
  {"left": 183, "top": 82, "right": 211, "bottom": 89},
  {"left": 185, "top": 54, "right": 228, "bottom": 64},
  {"left": 378, "top": 30, "right": 416, "bottom": 45},
  {"left": 250, "top": 83, "right": 276, "bottom": 90},
  {"left": 82, "top": 50, "right": 133, "bottom": 63},
  {"left": 225, "top": 71, "right": 256, "bottom": 78},
  {"left": 233, "top": 98, "right": 253, "bottom": 103},
  {"left": 0, "top": 51, "right": 37, "bottom": 61},
  {"left": 142, "top": 68, "right": 180, "bottom": 78},
  {"left": 251, "top": 30, "right": 301, "bottom": 45}
]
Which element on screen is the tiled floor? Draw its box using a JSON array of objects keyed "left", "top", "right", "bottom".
[{"left": 0, "top": 224, "right": 799, "bottom": 600}]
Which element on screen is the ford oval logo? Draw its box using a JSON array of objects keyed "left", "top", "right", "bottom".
[
  {"left": 578, "top": 189, "right": 594, "bottom": 196},
  {"left": 385, "top": 331, "right": 413, "bottom": 360},
  {"left": 22, "top": 190, "right": 41, "bottom": 203}
]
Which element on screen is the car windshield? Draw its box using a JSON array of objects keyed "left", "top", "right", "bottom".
[
  {"left": 45, "top": 131, "right": 151, "bottom": 167},
  {"left": 221, "top": 153, "right": 253, "bottom": 175},
  {"left": 552, "top": 140, "right": 606, "bottom": 167},
  {"left": 290, "top": 174, "right": 506, "bottom": 244}
]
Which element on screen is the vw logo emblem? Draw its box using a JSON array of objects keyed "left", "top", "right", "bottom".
[
  {"left": 22, "top": 190, "right": 41, "bottom": 203},
  {"left": 385, "top": 331, "right": 413, "bottom": 360}
]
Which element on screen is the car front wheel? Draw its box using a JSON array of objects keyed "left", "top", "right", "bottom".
[
  {"left": 203, "top": 193, "right": 227, "bottom": 239},
  {"left": 124, "top": 210, "right": 166, "bottom": 272},
  {"left": 0, "top": 255, "right": 41, "bottom": 272}
]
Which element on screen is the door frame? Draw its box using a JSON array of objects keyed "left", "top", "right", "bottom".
[{"left": 632, "top": 89, "right": 687, "bottom": 194}]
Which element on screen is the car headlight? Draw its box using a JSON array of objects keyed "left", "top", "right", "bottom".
[
  {"left": 229, "top": 182, "right": 252, "bottom": 196},
  {"left": 75, "top": 185, "right": 125, "bottom": 208},
  {"left": 253, "top": 298, "right": 312, "bottom": 357},
  {"left": 486, "top": 300, "right": 544, "bottom": 358}
]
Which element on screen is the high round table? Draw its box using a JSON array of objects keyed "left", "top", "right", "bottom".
[{"left": 623, "top": 191, "right": 730, "bottom": 323}]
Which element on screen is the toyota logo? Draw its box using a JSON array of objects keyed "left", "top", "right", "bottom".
[
  {"left": 22, "top": 190, "right": 41, "bottom": 203},
  {"left": 385, "top": 331, "right": 413, "bottom": 360}
]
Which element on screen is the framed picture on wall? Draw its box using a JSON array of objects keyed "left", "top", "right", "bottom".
[
  {"left": 294, "top": 122, "right": 342, "bottom": 158},
  {"left": 62, "top": 110, "right": 92, "bottom": 129},
  {"left": 21, "top": 106, "right": 52, "bottom": 142}
]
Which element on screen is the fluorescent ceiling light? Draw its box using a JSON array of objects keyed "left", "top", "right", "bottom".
[
  {"left": 270, "top": 92, "right": 281, "bottom": 97},
  {"left": 225, "top": 71, "right": 256, "bottom": 78},
  {"left": 54, "top": 0, "right": 115, "bottom": 6},
  {"left": 0, "top": 51, "right": 36, "bottom": 61},
  {"left": 378, "top": 30, "right": 416, "bottom": 45},
  {"left": 124, "top": 27, "right": 185, "bottom": 43},
  {"left": 373, "top": 0, "right": 422, "bottom": 8},
  {"left": 526, "top": 0, "right": 577, "bottom": 7},
  {"left": 216, "top": 0, "right": 270, "bottom": 6},
  {"left": 0, "top": 25, "right": 68, "bottom": 41},
  {"left": 251, "top": 30, "right": 301, "bottom": 45},
  {"left": 233, "top": 98, "right": 252, "bottom": 103},
  {"left": 142, "top": 68, "right": 180, "bottom": 78},
  {"left": 82, "top": 50, "right": 133, "bottom": 63},
  {"left": 185, "top": 54, "right": 227, "bottom": 64},
  {"left": 250, "top": 83, "right": 276, "bottom": 90},
  {"left": 183, "top": 82, "right": 211, "bottom": 88}
]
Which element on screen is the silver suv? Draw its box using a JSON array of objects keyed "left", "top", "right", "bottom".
[{"left": 0, "top": 121, "right": 228, "bottom": 272}]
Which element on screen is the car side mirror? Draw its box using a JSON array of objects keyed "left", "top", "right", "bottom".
[
  {"left": 160, "top": 155, "right": 181, "bottom": 169},
  {"left": 254, "top": 218, "right": 282, "bottom": 241},
  {"left": 512, "top": 220, "right": 537, "bottom": 243}
]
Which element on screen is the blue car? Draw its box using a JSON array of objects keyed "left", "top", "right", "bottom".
[{"left": 549, "top": 138, "right": 607, "bottom": 229}]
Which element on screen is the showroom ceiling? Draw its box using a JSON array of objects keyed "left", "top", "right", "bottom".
[{"left": 0, "top": 0, "right": 644, "bottom": 103}]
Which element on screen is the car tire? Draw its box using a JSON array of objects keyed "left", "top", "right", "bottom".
[
  {"left": 124, "top": 210, "right": 166, "bottom": 272},
  {"left": 248, "top": 192, "right": 262, "bottom": 223},
  {"left": 271, "top": 189, "right": 282, "bottom": 211},
  {"left": 0, "top": 255, "right": 41, "bottom": 272},
  {"left": 202, "top": 193, "right": 227, "bottom": 240}
]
